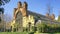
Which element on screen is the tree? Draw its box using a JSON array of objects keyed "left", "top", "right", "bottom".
[
  {"left": 0, "top": 0, "right": 10, "bottom": 6},
  {"left": 0, "top": 0, "right": 10, "bottom": 32},
  {"left": 58, "top": 15, "right": 60, "bottom": 22},
  {"left": 58, "top": 9, "right": 60, "bottom": 22},
  {"left": 0, "top": 8, "right": 4, "bottom": 22},
  {"left": 0, "top": 0, "right": 10, "bottom": 23},
  {"left": 36, "top": 22, "right": 46, "bottom": 33}
]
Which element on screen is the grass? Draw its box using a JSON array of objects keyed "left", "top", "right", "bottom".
[
  {"left": 0, "top": 32, "right": 28, "bottom": 34},
  {"left": 0, "top": 32, "right": 60, "bottom": 34}
]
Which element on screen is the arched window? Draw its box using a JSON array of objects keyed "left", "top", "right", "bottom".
[{"left": 28, "top": 22, "right": 31, "bottom": 31}]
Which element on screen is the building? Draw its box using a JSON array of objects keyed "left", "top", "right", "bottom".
[
  {"left": 13, "top": 1, "right": 35, "bottom": 32},
  {"left": 11, "top": 1, "right": 56, "bottom": 32}
]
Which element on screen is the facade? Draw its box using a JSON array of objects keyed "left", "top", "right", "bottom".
[
  {"left": 0, "top": 1, "right": 60, "bottom": 32},
  {"left": 13, "top": 1, "right": 35, "bottom": 32},
  {"left": 11, "top": 1, "right": 56, "bottom": 32}
]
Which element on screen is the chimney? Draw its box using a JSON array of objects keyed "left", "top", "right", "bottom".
[
  {"left": 50, "top": 14, "right": 55, "bottom": 20},
  {"left": 18, "top": 1, "right": 22, "bottom": 8},
  {"left": 23, "top": 1, "right": 28, "bottom": 10}
]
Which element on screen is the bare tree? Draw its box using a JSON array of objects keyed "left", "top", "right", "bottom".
[{"left": 0, "top": 0, "right": 10, "bottom": 6}]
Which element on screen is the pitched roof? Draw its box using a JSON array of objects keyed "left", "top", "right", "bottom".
[{"left": 27, "top": 10, "right": 60, "bottom": 24}]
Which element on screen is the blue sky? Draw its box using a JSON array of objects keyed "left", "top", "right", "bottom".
[{"left": 1, "top": 0, "right": 60, "bottom": 19}]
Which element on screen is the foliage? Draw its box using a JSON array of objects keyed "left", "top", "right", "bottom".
[
  {"left": 31, "top": 26, "right": 37, "bottom": 32},
  {"left": 23, "top": 27, "right": 28, "bottom": 32},
  {"left": 58, "top": 16, "right": 60, "bottom": 22},
  {"left": 0, "top": 8, "right": 4, "bottom": 22},
  {"left": 0, "top": 8, "right": 4, "bottom": 13},
  {"left": 29, "top": 32, "right": 34, "bottom": 34},
  {"left": 36, "top": 22, "right": 46, "bottom": 33},
  {"left": 36, "top": 21, "right": 60, "bottom": 33},
  {"left": 0, "top": 0, "right": 10, "bottom": 6},
  {"left": 0, "top": 32, "right": 28, "bottom": 34},
  {"left": 44, "top": 23, "right": 60, "bottom": 33}
]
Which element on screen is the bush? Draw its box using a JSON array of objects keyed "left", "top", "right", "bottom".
[
  {"left": 31, "top": 26, "right": 37, "bottom": 32},
  {"left": 29, "top": 32, "right": 34, "bottom": 34},
  {"left": 36, "top": 22, "right": 46, "bottom": 33}
]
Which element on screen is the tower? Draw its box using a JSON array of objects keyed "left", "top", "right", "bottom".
[{"left": 13, "top": 1, "right": 28, "bottom": 32}]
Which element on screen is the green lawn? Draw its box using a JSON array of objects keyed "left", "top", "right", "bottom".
[
  {"left": 0, "top": 32, "right": 60, "bottom": 34},
  {"left": 0, "top": 32, "right": 28, "bottom": 34}
]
